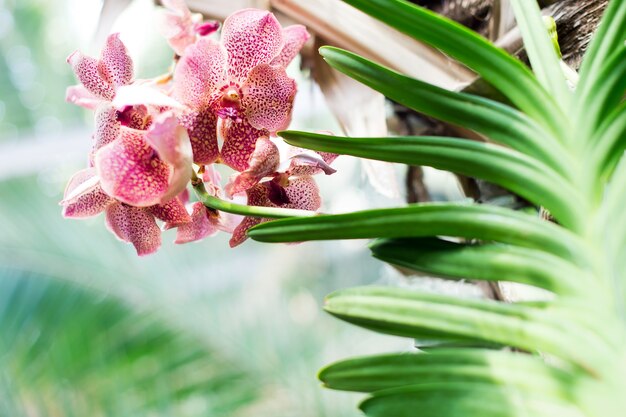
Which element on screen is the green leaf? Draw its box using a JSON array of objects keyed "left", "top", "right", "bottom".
[
  {"left": 248, "top": 203, "right": 589, "bottom": 266},
  {"left": 359, "top": 383, "right": 585, "bottom": 417},
  {"left": 591, "top": 101, "right": 626, "bottom": 179},
  {"left": 577, "top": 1, "right": 626, "bottom": 106},
  {"left": 576, "top": 46, "right": 626, "bottom": 141},
  {"left": 0, "top": 270, "right": 259, "bottom": 416},
  {"left": 509, "top": 0, "right": 571, "bottom": 110},
  {"left": 278, "top": 130, "right": 581, "bottom": 228},
  {"left": 319, "top": 349, "right": 580, "bottom": 396},
  {"left": 323, "top": 286, "right": 605, "bottom": 370},
  {"left": 318, "top": 46, "right": 569, "bottom": 176},
  {"left": 368, "top": 238, "right": 583, "bottom": 295},
  {"left": 339, "top": 0, "right": 566, "bottom": 135}
]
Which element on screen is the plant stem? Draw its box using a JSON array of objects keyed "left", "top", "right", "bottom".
[{"left": 190, "top": 171, "right": 318, "bottom": 219}]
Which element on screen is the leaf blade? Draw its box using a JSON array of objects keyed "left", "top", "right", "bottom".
[
  {"left": 368, "top": 237, "right": 583, "bottom": 295},
  {"left": 248, "top": 202, "right": 588, "bottom": 265},
  {"left": 318, "top": 46, "right": 568, "bottom": 175},
  {"left": 278, "top": 130, "right": 580, "bottom": 228}
]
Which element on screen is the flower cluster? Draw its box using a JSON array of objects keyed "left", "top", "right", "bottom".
[{"left": 61, "top": 3, "right": 335, "bottom": 255}]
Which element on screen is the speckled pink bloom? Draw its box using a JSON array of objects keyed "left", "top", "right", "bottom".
[
  {"left": 228, "top": 141, "right": 337, "bottom": 247},
  {"left": 94, "top": 112, "right": 193, "bottom": 207},
  {"left": 173, "top": 8, "right": 310, "bottom": 171},
  {"left": 66, "top": 33, "right": 133, "bottom": 109},
  {"left": 61, "top": 168, "right": 191, "bottom": 256},
  {"left": 158, "top": 0, "right": 220, "bottom": 56}
]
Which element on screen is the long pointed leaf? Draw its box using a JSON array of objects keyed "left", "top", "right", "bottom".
[
  {"left": 576, "top": 46, "right": 626, "bottom": 141},
  {"left": 339, "top": 0, "right": 567, "bottom": 135},
  {"left": 278, "top": 130, "right": 580, "bottom": 228},
  {"left": 509, "top": 0, "right": 571, "bottom": 109},
  {"left": 319, "top": 46, "right": 569, "bottom": 176},
  {"left": 368, "top": 238, "right": 583, "bottom": 295},
  {"left": 248, "top": 203, "right": 589, "bottom": 266},
  {"left": 320, "top": 349, "right": 580, "bottom": 396},
  {"left": 359, "top": 383, "right": 585, "bottom": 417},
  {"left": 324, "top": 286, "right": 607, "bottom": 370},
  {"left": 577, "top": 0, "right": 626, "bottom": 105},
  {"left": 591, "top": 101, "right": 626, "bottom": 179}
]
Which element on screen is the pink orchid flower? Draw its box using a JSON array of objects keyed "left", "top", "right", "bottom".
[
  {"left": 66, "top": 33, "right": 134, "bottom": 110},
  {"left": 61, "top": 113, "right": 193, "bottom": 255},
  {"left": 173, "top": 8, "right": 310, "bottom": 171},
  {"left": 158, "top": 0, "right": 220, "bottom": 56},
  {"left": 94, "top": 112, "right": 193, "bottom": 207},
  {"left": 61, "top": 168, "right": 191, "bottom": 256},
  {"left": 227, "top": 137, "right": 337, "bottom": 247},
  {"left": 67, "top": 33, "right": 183, "bottom": 164}
]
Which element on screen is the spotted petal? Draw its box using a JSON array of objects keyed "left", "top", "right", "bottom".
[
  {"left": 173, "top": 37, "right": 227, "bottom": 108},
  {"left": 180, "top": 107, "right": 220, "bottom": 165},
  {"left": 67, "top": 51, "right": 114, "bottom": 101},
  {"left": 149, "top": 196, "right": 191, "bottom": 227},
  {"left": 222, "top": 9, "right": 283, "bottom": 82},
  {"left": 65, "top": 84, "right": 101, "bottom": 109},
  {"left": 225, "top": 136, "right": 280, "bottom": 196},
  {"left": 271, "top": 25, "right": 310, "bottom": 67},
  {"left": 95, "top": 129, "right": 170, "bottom": 207},
  {"left": 220, "top": 118, "right": 269, "bottom": 172},
  {"left": 173, "top": 202, "right": 219, "bottom": 244},
  {"left": 286, "top": 149, "right": 338, "bottom": 176},
  {"left": 145, "top": 113, "right": 193, "bottom": 203},
  {"left": 105, "top": 203, "right": 161, "bottom": 256},
  {"left": 229, "top": 176, "right": 320, "bottom": 247},
  {"left": 61, "top": 168, "right": 114, "bottom": 218},
  {"left": 241, "top": 64, "right": 296, "bottom": 132},
  {"left": 99, "top": 33, "right": 134, "bottom": 88},
  {"left": 158, "top": 0, "right": 200, "bottom": 56},
  {"left": 94, "top": 103, "right": 120, "bottom": 152}
]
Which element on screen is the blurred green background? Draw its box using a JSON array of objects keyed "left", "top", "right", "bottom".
[{"left": 0, "top": 0, "right": 407, "bottom": 415}]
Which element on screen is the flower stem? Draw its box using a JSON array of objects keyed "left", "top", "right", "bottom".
[{"left": 190, "top": 171, "right": 317, "bottom": 219}]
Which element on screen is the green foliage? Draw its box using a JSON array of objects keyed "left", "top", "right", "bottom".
[
  {"left": 249, "top": 0, "right": 626, "bottom": 415},
  {"left": 0, "top": 269, "right": 257, "bottom": 417}
]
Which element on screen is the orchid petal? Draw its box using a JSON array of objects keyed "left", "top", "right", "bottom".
[
  {"left": 222, "top": 9, "right": 283, "bottom": 82},
  {"left": 271, "top": 25, "right": 310, "bottom": 67},
  {"left": 67, "top": 51, "right": 114, "bottom": 101},
  {"left": 94, "top": 104, "right": 120, "bottom": 152},
  {"left": 105, "top": 203, "right": 161, "bottom": 256},
  {"left": 180, "top": 107, "right": 220, "bottom": 165},
  {"left": 158, "top": 0, "right": 197, "bottom": 56},
  {"left": 282, "top": 176, "right": 322, "bottom": 211},
  {"left": 146, "top": 113, "right": 192, "bottom": 166},
  {"left": 145, "top": 113, "right": 193, "bottom": 203},
  {"left": 220, "top": 117, "right": 269, "bottom": 172},
  {"left": 99, "top": 33, "right": 134, "bottom": 88},
  {"left": 112, "top": 84, "right": 185, "bottom": 110},
  {"left": 202, "top": 164, "right": 223, "bottom": 197},
  {"left": 225, "top": 136, "right": 280, "bottom": 196},
  {"left": 65, "top": 84, "right": 101, "bottom": 109},
  {"left": 95, "top": 129, "right": 170, "bottom": 207},
  {"left": 149, "top": 196, "right": 191, "bottom": 227},
  {"left": 116, "top": 105, "right": 150, "bottom": 130},
  {"left": 242, "top": 64, "right": 296, "bottom": 132},
  {"left": 174, "top": 202, "right": 219, "bottom": 243},
  {"left": 287, "top": 149, "right": 338, "bottom": 176},
  {"left": 61, "top": 168, "right": 114, "bottom": 218},
  {"left": 173, "top": 37, "right": 227, "bottom": 108},
  {"left": 195, "top": 21, "right": 220, "bottom": 37},
  {"left": 229, "top": 216, "right": 261, "bottom": 247}
]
